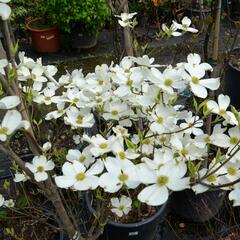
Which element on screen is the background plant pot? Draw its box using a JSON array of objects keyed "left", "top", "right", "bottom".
[
  {"left": 230, "top": 0, "right": 240, "bottom": 20},
  {"left": 25, "top": 18, "right": 60, "bottom": 53},
  {"left": 71, "top": 31, "right": 98, "bottom": 49},
  {"left": 170, "top": 189, "right": 226, "bottom": 222},
  {"left": 224, "top": 53, "right": 240, "bottom": 110},
  {"left": 0, "top": 151, "right": 12, "bottom": 180},
  {"left": 85, "top": 192, "right": 168, "bottom": 240},
  {"left": 219, "top": 225, "right": 240, "bottom": 240}
]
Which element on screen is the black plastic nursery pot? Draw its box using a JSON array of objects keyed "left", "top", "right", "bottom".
[
  {"left": 219, "top": 225, "right": 240, "bottom": 240},
  {"left": 170, "top": 189, "right": 226, "bottom": 223},
  {"left": 85, "top": 192, "right": 168, "bottom": 240},
  {"left": 71, "top": 31, "right": 98, "bottom": 49},
  {"left": 0, "top": 151, "right": 12, "bottom": 180},
  {"left": 224, "top": 59, "right": 240, "bottom": 110}
]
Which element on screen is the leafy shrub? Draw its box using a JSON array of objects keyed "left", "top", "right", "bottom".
[{"left": 42, "top": 0, "right": 111, "bottom": 33}]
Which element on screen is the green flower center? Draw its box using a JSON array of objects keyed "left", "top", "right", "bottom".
[
  {"left": 96, "top": 98, "right": 102, "bottom": 103},
  {"left": 118, "top": 151, "right": 126, "bottom": 160},
  {"left": 127, "top": 79, "right": 133, "bottom": 86},
  {"left": 118, "top": 173, "right": 128, "bottom": 182},
  {"left": 230, "top": 137, "right": 238, "bottom": 145},
  {"left": 119, "top": 205, "right": 125, "bottom": 211},
  {"left": 143, "top": 139, "right": 151, "bottom": 145},
  {"left": 98, "top": 79, "right": 104, "bottom": 85},
  {"left": 207, "top": 175, "right": 216, "bottom": 182},
  {"left": 76, "top": 173, "right": 86, "bottom": 181},
  {"left": 111, "top": 110, "right": 118, "bottom": 116},
  {"left": 0, "top": 127, "right": 8, "bottom": 135},
  {"left": 37, "top": 166, "right": 44, "bottom": 172},
  {"left": 120, "top": 129, "right": 127, "bottom": 135},
  {"left": 79, "top": 155, "right": 86, "bottom": 163},
  {"left": 45, "top": 96, "right": 51, "bottom": 101},
  {"left": 192, "top": 76, "right": 199, "bottom": 84},
  {"left": 76, "top": 115, "right": 83, "bottom": 124},
  {"left": 157, "top": 116, "right": 164, "bottom": 124},
  {"left": 219, "top": 109, "right": 226, "bottom": 115},
  {"left": 73, "top": 98, "right": 79, "bottom": 103},
  {"left": 181, "top": 148, "right": 188, "bottom": 157},
  {"left": 228, "top": 167, "right": 237, "bottom": 176},
  {"left": 164, "top": 79, "right": 173, "bottom": 87},
  {"left": 204, "top": 136, "right": 211, "bottom": 143},
  {"left": 99, "top": 143, "right": 108, "bottom": 149},
  {"left": 157, "top": 176, "right": 169, "bottom": 186}
]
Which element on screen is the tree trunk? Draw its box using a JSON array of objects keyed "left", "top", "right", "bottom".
[{"left": 122, "top": 1, "right": 134, "bottom": 56}]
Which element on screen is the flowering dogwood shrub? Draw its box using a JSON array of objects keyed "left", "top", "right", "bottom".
[
  {"left": 1, "top": 2, "right": 240, "bottom": 229},
  {"left": 2, "top": 50, "right": 240, "bottom": 215}
]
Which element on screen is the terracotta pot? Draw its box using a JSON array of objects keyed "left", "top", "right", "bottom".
[{"left": 26, "top": 18, "right": 60, "bottom": 53}]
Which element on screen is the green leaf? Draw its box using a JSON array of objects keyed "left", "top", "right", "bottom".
[
  {"left": 216, "top": 148, "right": 221, "bottom": 163},
  {"left": 203, "top": 103, "right": 211, "bottom": 116},
  {"left": 188, "top": 161, "right": 195, "bottom": 177},
  {"left": 7, "top": 68, "right": 16, "bottom": 82},
  {"left": 138, "top": 129, "right": 143, "bottom": 145},
  {"left": 193, "top": 97, "right": 198, "bottom": 112},
  {"left": 0, "top": 210, "right": 7, "bottom": 219},
  {"left": 133, "top": 199, "right": 141, "bottom": 208},
  {"left": 3, "top": 180, "right": 10, "bottom": 191},
  {"left": 125, "top": 138, "right": 136, "bottom": 151},
  {"left": 18, "top": 196, "right": 28, "bottom": 208}
]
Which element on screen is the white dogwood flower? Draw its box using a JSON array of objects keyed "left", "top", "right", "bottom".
[
  {"left": 34, "top": 87, "right": 57, "bottom": 105},
  {"left": 25, "top": 155, "right": 55, "bottom": 182},
  {"left": 14, "top": 172, "right": 30, "bottom": 183},
  {"left": 112, "top": 138, "right": 139, "bottom": 168},
  {"left": 207, "top": 94, "right": 238, "bottom": 125},
  {"left": 115, "top": 12, "right": 137, "bottom": 27},
  {"left": 99, "top": 157, "right": 140, "bottom": 193},
  {"left": 66, "top": 147, "right": 95, "bottom": 168},
  {"left": 150, "top": 104, "right": 176, "bottom": 134},
  {"left": 138, "top": 163, "right": 189, "bottom": 206},
  {"left": 55, "top": 160, "right": 103, "bottom": 190},
  {"left": 111, "top": 195, "right": 132, "bottom": 217},
  {"left": 183, "top": 53, "right": 219, "bottom": 98},
  {"left": 0, "top": 96, "right": 20, "bottom": 109},
  {"left": 0, "top": 0, "right": 11, "bottom": 20},
  {"left": 45, "top": 102, "right": 66, "bottom": 120},
  {"left": 64, "top": 107, "right": 94, "bottom": 129},
  {"left": 4, "top": 199, "right": 15, "bottom": 208},
  {"left": 180, "top": 112, "right": 203, "bottom": 135},
  {"left": 150, "top": 68, "right": 185, "bottom": 95},
  {"left": 0, "top": 110, "right": 30, "bottom": 141},
  {"left": 229, "top": 184, "right": 240, "bottom": 206},
  {"left": 173, "top": 16, "right": 198, "bottom": 33},
  {"left": 161, "top": 23, "right": 182, "bottom": 37},
  {"left": 42, "top": 142, "right": 52, "bottom": 152},
  {"left": 83, "top": 134, "right": 113, "bottom": 157},
  {"left": 0, "top": 194, "right": 4, "bottom": 207},
  {"left": 103, "top": 100, "right": 130, "bottom": 121},
  {"left": 73, "top": 134, "right": 81, "bottom": 144},
  {"left": 112, "top": 125, "right": 130, "bottom": 138}
]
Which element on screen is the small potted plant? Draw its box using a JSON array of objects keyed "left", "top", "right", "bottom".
[
  {"left": 24, "top": 0, "right": 61, "bottom": 53},
  {"left": 42, "top": 0, "right": 111, "bottom": 49}
]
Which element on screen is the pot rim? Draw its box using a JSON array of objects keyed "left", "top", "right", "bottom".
[
  {"left": 85, "top": 191, "right": 168, "bottom": 228},
  {"left": 219, "top": 224, "right": 240, "bottom": 237},
  {"left": 25, "top": 18, "right": 58, "bottom": 32}
]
